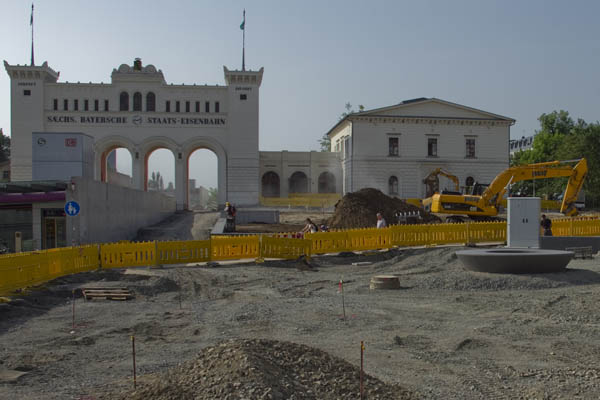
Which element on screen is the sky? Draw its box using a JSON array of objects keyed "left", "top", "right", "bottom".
[{"left": 2, "top": 0, "right": 599, "bottom": 188}]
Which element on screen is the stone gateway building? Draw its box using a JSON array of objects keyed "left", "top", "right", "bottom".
[
  {"left": 5, "top": 59, "right": 263, "bottom": 210},
  {"left": 5, "top": 59, "right": 514, "bottom": 211}
]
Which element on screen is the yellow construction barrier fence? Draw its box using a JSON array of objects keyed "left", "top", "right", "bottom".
[{"left": 2, "top": 217, "right": 600, "bottom": 296}]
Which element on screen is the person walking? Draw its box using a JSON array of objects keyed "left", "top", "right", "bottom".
[
  {"left": 540, "top": 214, "right": 553, "bottom": 236},
  {"left": 376, "top": 212, "right": 387, "bottom": 228}
]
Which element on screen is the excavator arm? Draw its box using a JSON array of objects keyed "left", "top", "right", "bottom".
[
  {"left": 425, "top": 158, "right": 588, "bottom": 220},
  {"left": 482, "top": 158, "right": 587, "bottom": 215},
  {"left": 422, "top": 168, "right": 460, "bottom": 192}
]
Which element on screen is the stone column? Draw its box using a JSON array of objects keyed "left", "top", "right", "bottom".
[
  {"left": 175, "top": 150, "right": 187, "bottom": 210},
  {"left": 131, "top": 149, "right": 144, "bottom": 190}
]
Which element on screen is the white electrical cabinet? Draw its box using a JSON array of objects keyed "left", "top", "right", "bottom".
[{"left": 507, "top": 197, "right": 541, "bottom": 248}]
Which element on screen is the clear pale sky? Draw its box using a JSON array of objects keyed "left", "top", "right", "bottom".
[{"left": 2, "top": 1, "right": 599, "bottom": 189}]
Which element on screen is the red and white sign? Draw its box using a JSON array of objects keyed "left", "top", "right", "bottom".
[{"left": 65, "top": 138, "right": 77, "bottom": 147}]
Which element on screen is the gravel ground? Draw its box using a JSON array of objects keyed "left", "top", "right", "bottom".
[{"left": 1, "top": 246, "right": 600, "bottom": 399}]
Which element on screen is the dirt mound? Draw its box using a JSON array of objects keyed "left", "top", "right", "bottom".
[
  {"left": 329, "top": 188, "right": 440, "bottom": 229},
  {"left": 116, "top": 339, "right": 416, "bottom": 400}
]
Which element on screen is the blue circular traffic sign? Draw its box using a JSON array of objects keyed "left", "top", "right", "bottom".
[{"left": 65, "top": 201, "right": 80, "bottom": 216}]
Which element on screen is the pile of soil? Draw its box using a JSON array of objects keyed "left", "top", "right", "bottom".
[
  {"left": 115, "top": 339, "right": 416, "bottom": 400},
  {"left": 329, "top": 188, "right": 440, "bottom": 229}
]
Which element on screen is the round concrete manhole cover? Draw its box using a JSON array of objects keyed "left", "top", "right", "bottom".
[{"left": 370, "top": 275, "right": 400, "bottom": 290}]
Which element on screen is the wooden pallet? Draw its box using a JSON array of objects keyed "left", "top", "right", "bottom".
[
  {"left": 81, "top": 287, "right": 134, "bottom": 301},
  {"left": 565, "top": 246, "right": 595, "bottom": 260}
]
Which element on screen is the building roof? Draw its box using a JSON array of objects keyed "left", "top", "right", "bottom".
[
  {"left": 0, "top": 180, "right": 67, "bottom": 194},
  {"left": 326, "top": 97, "right": 516, "bottom": 137}
]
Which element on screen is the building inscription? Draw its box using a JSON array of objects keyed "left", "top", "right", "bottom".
[{"left": 46, "top": 115, "right": 226, "bottom": 126}]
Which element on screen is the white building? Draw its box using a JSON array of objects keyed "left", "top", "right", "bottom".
[
  {"left": 5, "top": 58, "right": 514, "bottom": 212},
  {"left": 4, "top": 58, "right": 263, "bottom": 209},
  {"left": 327, "top": 98, "right": 515, "bottom": 198}
]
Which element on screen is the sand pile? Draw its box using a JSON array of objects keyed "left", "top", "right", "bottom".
[
  {"left": 329, "top": 188, "right": 440, "bottom": 229},
  {"left": 116, "top": 339, "right": 416, "bottom": 400}
]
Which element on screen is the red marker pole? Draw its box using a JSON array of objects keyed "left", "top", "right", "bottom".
[
  {"left": 360, "top": 341, "right": 364, "bottom": 400},
  {"left": 131, "top": 335, "right": 137, "bottom": 389}
]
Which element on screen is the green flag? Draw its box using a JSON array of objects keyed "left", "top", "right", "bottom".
[{"left": 240, "top": 20, "right": 244, "bottom": 30}]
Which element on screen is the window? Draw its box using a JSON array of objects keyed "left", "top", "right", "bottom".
[
  {"left": 146, "top": 92, "right": 156, "bottom": 112},
  {"left": 205, "top": 101, "right": 210, "bottom": 113},
  {"left": 343, "top": 137, "right": 350, "bottom": 159},
  {"left": 388, "top": 137, "right": 399, "bottom": 156},
  {"left": 240, "top": 94, "right": 247, "bottom": 100},
  {"left": 195, "top": 101, "right": 200, "bottom": 112},
  {"left": 104, "top": 99, "right": 109, "bottom": 111},
  {"left": 2, "top": 171, "right": 9, "bottom": 180},
  {"left": 466, "top": 138, "right": 476, "bottom": 158},
  {"left": 74, "top": 99, "right": 79, "bottom": 111},
  {"left": 465, "top": 176, "right": 475, "bottom": 195},
  {"left": 133, "top": 92, "right": 142, "bottom": 111},
  {"left": 176, "top": 101, "right": 180, "bottom": 113},
  {"left": 389, "top": 176, "right": 399, "bottom": 195},
  {"left": 23, "top": 90, "right": 31, "bottom": 96},
  {"left": 119, "top": 92, "right": 129, "bottom": 111},
  {"left": 215, "top": 101, "right": 220, "bottom": 113},
  {"left": 53, "top": 99, "right": 58, "bottom": 110},
  {"left": 427, "top": 138, "right": 438, "bottom": 157},
  {"left": 185, "top": 101, "right": 190, "bottom": 113},
  {"left": 63, "top": 99, "right": 68, "bottom": 111},
  {"left": 84, "top": 99, "right": 89, "bottom": 111},
  {"left": 165, "top": 101, "right": 171, "bottom": 112},
  {"left": 94, "top": 99, "right": 99, "bottom": 111}
]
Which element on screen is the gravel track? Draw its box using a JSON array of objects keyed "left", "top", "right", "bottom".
[{"left": 1, "top": 246, "right": 600, "bottom": 399}]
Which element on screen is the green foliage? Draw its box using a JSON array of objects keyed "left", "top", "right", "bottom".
[
  {"left": 207, "top": 187, "right": 218, "bottom": 209},
  {"left": 319, "top": 103, "right": 366, "bottom": 152},
  {"left": 0, "top": 129, "right": 10, "bottom": 162},
  {"left": 511, "top": 110, "right": 600, "bottom": 207}
]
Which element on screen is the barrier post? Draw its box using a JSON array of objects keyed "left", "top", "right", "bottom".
[
  {"left": 154, "top": 240, "right": 159, "bottom": 267},
  {"left": 255, "top": 235, "right": 265, "bottom": 263},
  {"left": 466, "top": 221, "right": 470, "bottom": 244}
]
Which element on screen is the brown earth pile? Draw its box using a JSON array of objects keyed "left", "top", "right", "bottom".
[
  {"left": 328, "top": 188, "right": 440, "bottom": 229},
  {"left": 115, "top": 339, "right": 416, "bottom": 400}
]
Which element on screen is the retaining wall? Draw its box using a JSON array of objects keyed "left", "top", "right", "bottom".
[{"left": 66, "top": 177, "right": 176, "bottom": 244}]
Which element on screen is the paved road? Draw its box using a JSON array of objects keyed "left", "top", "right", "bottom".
[{"left": 134, "top": 211, "right": 219, "bottom": 241}]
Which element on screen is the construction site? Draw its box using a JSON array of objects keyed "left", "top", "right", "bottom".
[
  {"left": 2, "top": 158, "right": 600, "bottom": 399},
  {"left": 1, "top": 13, "right": 598, "bottom": 396}
]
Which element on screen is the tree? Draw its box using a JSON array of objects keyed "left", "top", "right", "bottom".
[
  {"left": 511, "top": 110, "right": 600, "bottom": 207},
  {"left": 0, "top": 129, "right": 10, "bottom": 162},
  {"left": 318, "top": 103, "right": 365, "bottom": 152},
  {"left": 207, "top": 187, "right": 218, "bottom": 210}
]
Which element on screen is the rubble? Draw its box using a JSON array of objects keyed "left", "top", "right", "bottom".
[
  {"left": 328, "top": 188, "right": 440, "bottom": 229},
  {"left": 115, "top": 339, "right": 416, "bottom": 400}
]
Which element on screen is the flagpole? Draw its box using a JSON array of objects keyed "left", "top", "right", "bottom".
[
  {"left": 30, "top": 3, "right": 35, "bottom": 66},
  {"left": 242, "top": 9, "right": 246, "bottom": 71}
]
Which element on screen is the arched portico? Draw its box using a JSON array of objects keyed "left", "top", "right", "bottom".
[
  {"left": 182, "top": 136, "right": 228, "bottom": 209},
  {"left": 139, "top": 136, "right": 179, "bottom": 191},
  {"left": 94, "top": 135, "right": 138, "bottom": 187}
]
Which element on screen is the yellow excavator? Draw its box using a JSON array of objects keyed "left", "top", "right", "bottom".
[
  {"left": 422, "top": 168, "right": 460, "bottom": 198},
  {"left": 422, "top": 158, "right": 588, "bottom": 222}
]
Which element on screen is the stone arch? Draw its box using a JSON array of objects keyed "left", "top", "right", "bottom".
[
  {"left": 140, "top": 136, "right": 179, "bottom": 191},
  {"left": 318, "top": 171, "right": 336, "bottom": 193},
  {"left": 94, "top": 135, "right": 136, "bottom": 183},
  {"left": 262, "top": 171, "right": 280, "bottom": 197},
  {"left": 289, "top": 171, "right": 308, "bottom": 194},
  {"left": 182, "top": 136, "right": 228, "bottom": 207}
]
